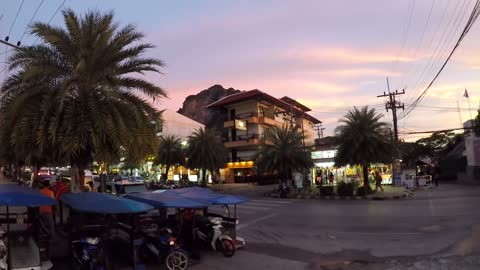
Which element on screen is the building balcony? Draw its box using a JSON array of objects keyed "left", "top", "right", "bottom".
[
  {"left": 223, "top": 112, "right": 281, "bottom": 128},
  {"left": 224, "top": 134, "right": 261, "bottom": 148}
]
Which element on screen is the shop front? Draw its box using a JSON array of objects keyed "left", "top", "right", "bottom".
[{"left": 311, "top": 149, "right": 393, "bottom": 185}]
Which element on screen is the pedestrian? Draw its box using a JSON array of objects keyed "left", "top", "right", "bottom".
[
  {"left": 329, "top": 172, "right": 334, "bottom": 185},
  {"left": 39, "top": 180, "right": 55, "bottom": 237},
  {"left": 180, "top": 208, "right": 200, "bottom": 260},
  {"left": 86, "top": 181, "right": 97, "bottom": 192},
  {"left": 374, "top": 171, "right": 384, "bottom": 192},
  {"left": 433, "top": 166, "right": 441, "bottom": 187}
]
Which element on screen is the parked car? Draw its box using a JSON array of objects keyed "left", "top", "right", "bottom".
[
  {"left": 106, "top": 182, "right": 147, "bottom": 196},
  {"left": 113, "top": 175, "right": 129, "bottom": 182},
  {"left": 129, "top": 176, "right": 145, "bottom": 183}
]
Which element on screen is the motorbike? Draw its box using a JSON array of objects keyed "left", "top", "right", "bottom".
[
  {"left": 0, "top": 227, "right": 7, "bottom": 270},
  {"left": 71, "top": 236, "right": 110, "bottom": 270},
  {"left": 193, "top": 217, "right": 235, "bottom": 257},
  {"left": 139, "top": 222, "right": 189, "bottom": 270}
]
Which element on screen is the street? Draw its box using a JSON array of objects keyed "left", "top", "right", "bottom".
[{"left": 191, "top": 184, "right": 480, "bottom": 270}]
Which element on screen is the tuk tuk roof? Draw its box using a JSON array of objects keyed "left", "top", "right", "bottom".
[
  {"left": 154, "top": 186, "right": 213, "bottom": 195},
  {"left": 61, "top": 192, "right": 154, "bottom": 214},
  {"left": 0, "top": 185, "right": 56, "bottom": 207},
  {"left": 180, "top": 191, "right": 249, "bottom": 205},
  {"left": 125, "top": 192, "right": 210, "bottom": 208}
]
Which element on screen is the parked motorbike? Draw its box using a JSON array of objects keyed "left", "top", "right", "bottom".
[
  {"left": 71, "top": 236, "right": 110, "bottom": 270},
  {"left": 0, "top": 227, "right": 7, "bottom": 270},
  {"left": 193, "top": 217, "right": 235, "bottom": 257},
  {"left": 139, "top": 223, "right": 189, "bottom": 270}
]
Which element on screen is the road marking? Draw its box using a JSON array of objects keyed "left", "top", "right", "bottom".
[
  {"left": 243, "top": 201, "right": 287, "bottom": 207},
  {"left": 236, "top": 205, "right": 270, "bottom": 211},
  {"left": 237, "top": 213, "right": 277, "bottom": 231},
  {"left": 251, "top": 199, "right": 293, "bottom": 204}
]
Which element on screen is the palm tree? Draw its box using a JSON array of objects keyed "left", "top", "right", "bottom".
[
  {"left": 254, "top": 125, "right": 313, "bottom": 184},
  {"left": 155, "top": 135, "right": 185, "bottom": 181},
  {"left": 0, "top": 9, "right": 165, "bottom": 190},
  {"left": 186, "top": 128, "right": 227, "bottom": 186},
  {"left": 334, "top": 106, "right": 391, "bottom": 193}
]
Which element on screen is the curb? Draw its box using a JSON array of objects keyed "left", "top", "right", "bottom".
[{"left": 265, "top": 192, "right": 409, "bottom": 201}]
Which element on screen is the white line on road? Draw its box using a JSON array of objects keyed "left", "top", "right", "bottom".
[
  {"left": 237, "top": 213, "right": 278, "bottom": 231},
  {"left": 244, "top": 201, "right": 289, "bottom": 207},
  {"left": 251, "top": 199, "right": 294, "bottom": 204},
  {"left": 236, "top": 205, "right": 270, "bottom": 211}
]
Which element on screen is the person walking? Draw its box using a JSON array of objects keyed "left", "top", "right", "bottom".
[{"left": 374, "top": 171, "right": 384, "bottom": 192}]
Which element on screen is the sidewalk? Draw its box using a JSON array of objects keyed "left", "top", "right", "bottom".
[{"left": 366, "top": 185, "right": 411, "bottom": 200}]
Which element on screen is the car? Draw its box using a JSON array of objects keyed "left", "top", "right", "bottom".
[
  {"left": 106, "top": 182, "right": 147, "bottom": 196},
  {"left": 114, "top": 175, "right": 129, "bottom": 182},
  {"left": 128, "top": 176, "right": 145, "bottom": 182}
]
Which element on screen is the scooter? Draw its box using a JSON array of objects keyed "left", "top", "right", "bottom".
[
  {"left": 0, "top": 227, "right": 7, "bottom": 270},
  {"left": 139, "top": 224, "right": 189, "bottom": 270},
  {"left": 193, "top": 217, "right": 235, "bottom": 257},
  {"left": 71, "top": 236, "right": 110, "bottom": 270}
]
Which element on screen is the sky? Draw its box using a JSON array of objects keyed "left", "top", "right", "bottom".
[{"left": 1, "top": 0, "right": 480, "bottom": 141}]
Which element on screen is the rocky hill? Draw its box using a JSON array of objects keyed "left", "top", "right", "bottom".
[{"left": 177, "top": 84, "right": 241, "bottom": 129}]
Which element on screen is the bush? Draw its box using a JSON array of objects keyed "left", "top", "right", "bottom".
[
  {"left": 319, "top": 186, "right": 335, "bottom": 196},
  {"left": 356, "top": 185, "right": 373, "bottom": 196},
  {"left": 336, "top": 181, "right": 355, "bottom": 196}
]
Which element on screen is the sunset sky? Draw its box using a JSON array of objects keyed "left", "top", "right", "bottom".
[{"left": 2, "top": 0, "right": 480, "bottom": 140}]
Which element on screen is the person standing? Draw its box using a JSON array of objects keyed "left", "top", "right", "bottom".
[
  {"left": 329, "top": 172, "right": 334, "bottom": 185},
  {"left": 39, "top": 181, "right": 55, "bottom": 236},
  {"left": 374, "top": 171, "right": 384, "bottom": 192}
]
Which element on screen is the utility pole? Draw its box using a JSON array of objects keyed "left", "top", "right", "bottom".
[
  {"left": 377, "top": 78, "right": 405, "bottom": 186},
  {"left": 377, "top": 78, "right": 405, "bottom": 157},
  {"left": 0, "top": 39, "right": 20, "bottom": 50}
]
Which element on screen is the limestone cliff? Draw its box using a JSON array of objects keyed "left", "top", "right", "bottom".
[{"left": 177, "top": 84, "right": 241, "bottom": 129}]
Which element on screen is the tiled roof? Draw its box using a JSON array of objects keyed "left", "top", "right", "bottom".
[{"left": 207, "top": 89, "right": 321, "bottom": 124}]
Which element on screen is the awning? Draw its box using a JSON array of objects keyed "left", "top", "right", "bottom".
[
  {"left": 0, "top": 185, "right": 56, "bottom": 207},
  {"left": 125, "top": 192, "right": 209, "bottom": 208},
  {"left": 61, "top": 192, "right": 153, "bottom": 214}
]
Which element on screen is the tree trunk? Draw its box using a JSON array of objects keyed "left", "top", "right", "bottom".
[
  {"left": 165, "top": 165, "right": 171, "bottom": 181},
  {"left": 70, "top": 165, "right": 79, "bottom": 192},
  {"left": 31, "top": 164, "right": 41, "bottom": 188},
  {"left": 201, "top": 168, "right": 207, "bottom": 187},
  {"left": 362, "top": 163, "right": 372, "bottom": 194},
  {"left": 78, "top": 164, "right": 86, "bottom": 190}
]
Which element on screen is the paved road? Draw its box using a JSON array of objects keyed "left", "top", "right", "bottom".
[{"left": 191, "top": 184, "right": 480, "bottom": 270}]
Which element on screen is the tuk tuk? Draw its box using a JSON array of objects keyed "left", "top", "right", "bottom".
[
  {"left": 60, "top": 192, "right": 153, "bottom": 270},
  {"left": 0, "top": 185, "right": 56, "bottom": 270},
  {"left": 127, "top": 188, "right": 248, "bottom": 257}
]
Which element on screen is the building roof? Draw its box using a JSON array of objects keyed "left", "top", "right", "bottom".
[
  {"left": 206, "top": 90, "right": 321, "bottom": 124},
  {"left": 280, "top": 96, "right": 311, "bottom": 112}
]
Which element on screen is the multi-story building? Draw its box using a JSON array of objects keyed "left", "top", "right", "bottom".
[{"left": 207, "top": 90, "right": 321, "bottom": 183}]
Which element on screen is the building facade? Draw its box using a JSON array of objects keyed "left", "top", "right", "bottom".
[{"left": 207, "top": 90, "right": 321, "bottom": 183}]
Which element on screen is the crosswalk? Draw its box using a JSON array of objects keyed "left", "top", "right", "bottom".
[
  {"left": 207, "top": 198, "right": 295, "bottom": 218},
  {"left": 234, "top": 199, "right": 294, "bottom": 215}
]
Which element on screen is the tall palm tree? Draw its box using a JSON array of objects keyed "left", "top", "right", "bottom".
[
  {"left": 155, "top": 135, "right": 185, "bottom": 181},
  {"left": 254, "top": 125, "right": 313, "bottom": 184},
  {"left": 335, "top": 106, "right": 391, "bottom": 193},
  {"left": 186, "top": 128, "right": 227, "bottom": 186},
  {"left": 0, "top": 9, "right": 165, "bottom": 190}
]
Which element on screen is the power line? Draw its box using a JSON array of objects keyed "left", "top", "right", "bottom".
[
  {"left": 32, "top": 0, "right": 67, "bottom": 45},
  {"left": 403, "top": 0, "right": 464, "bottom": 106},
  {"left": 392, "top": 0, "right": 416, "bottom": 73},
  {"left": 398, "top": 0, "right": 437, "bottom": 90},
  {"left": 5, "top": 0, "right": 25, "bottom": 42},
  {"left": 412, "top": 0, "right": 471, "bottom": 105},
  {"left": 18, "top": 0, "right": 45, "bottom": 45},
  {"left": 401, "top": 0, "right": 480, "bottom": 119}
]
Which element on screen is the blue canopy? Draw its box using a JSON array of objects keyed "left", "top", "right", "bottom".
[
  {"left": 61, "top": 192, "right": 154, "bottom": 214},
  {"left": 0, "top": 185, "right": 56, "bottom": 207},
  {"left": 125, "top": 192, "right": 209, "bottom": 208},
  {"left": 180, "top": 191, "right": 249, "bottom": 205}
]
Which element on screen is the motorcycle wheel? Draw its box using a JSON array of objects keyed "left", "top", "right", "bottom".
[
  {"left": 220, "top": 239, "right": 235, "bottom": 257},
  {"left": 164, "top": 251, "right": 189, "bottom": 270}
]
